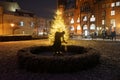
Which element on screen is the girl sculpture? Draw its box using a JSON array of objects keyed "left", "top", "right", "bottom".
[{"left": 52, "top": 31, "right": 67, "bottom": 55}]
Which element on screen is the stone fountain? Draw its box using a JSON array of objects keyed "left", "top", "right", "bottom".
[{"left": 17, "top": 32, "right": 100, "bottom": 73}]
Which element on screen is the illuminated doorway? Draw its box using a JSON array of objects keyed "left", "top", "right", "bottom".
[{"left": 83, "top": 25, "right": 89, "bottom": 37}]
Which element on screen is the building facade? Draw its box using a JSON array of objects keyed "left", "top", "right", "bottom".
[
  {"left": 0, "top": 1, "right": 48, "bottom": 37},
  {"left": 58, "top": 0, "right": 120, "bottom": 37}
]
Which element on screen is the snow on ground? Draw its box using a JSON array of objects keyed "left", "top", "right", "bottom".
[{"left": 0, "top": 39, "right": 120, "bottom": 80}]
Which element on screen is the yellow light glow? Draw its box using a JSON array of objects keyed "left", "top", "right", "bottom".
[
  {"left": 77, "top": 17, "right": 80, "bottom": 23},
  {"left": 56, "top": 10, "right": 62, "bottom": 15},
  {"left": 10, "top": 23, "right": 15, "bottom": 27},
  {"left": 77, "top": 25, "right": 81, "bottom": 30},
  {"left": 49, "top": 10, "right": 69, "bottom": 43},
  {"left": 106, "top": 27, "right": 108, "bottom": 30},
  {"left": 70, "top": 18, "right": 74, "bottom": 24}
]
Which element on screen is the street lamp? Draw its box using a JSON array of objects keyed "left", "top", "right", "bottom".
[{"left": 10, "top": 23, "right": 15, "bottom": 35}]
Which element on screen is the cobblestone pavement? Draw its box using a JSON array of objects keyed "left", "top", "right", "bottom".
[{"left": 0, "top": 39, "right": 120, "bottom": 80}]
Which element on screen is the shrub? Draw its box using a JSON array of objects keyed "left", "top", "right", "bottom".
[{"left": 17, "top": 45, "right": 100, "bottom": 73}]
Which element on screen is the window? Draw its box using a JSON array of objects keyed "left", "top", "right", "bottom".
[
  {"left": 77, "top": 25, "right": 81, "bottom": 30},
  {"left": 106, "top": 3, "right": 110, "bottom": 8},
  {"left": 77, "top": 17, "right": 80, "bottom": 23},
  {"left": 70, "top": 25, "right": 74, "bottom": 31},
  {"left": 90, "top": 15, "right": 95, "bottom": 22},
  {"left": 65, "top": 0, "right": 76, "bottom": 9},
  {"left": 68, "top": 12, "right": 74, "bottom": 16},
  {"left": 20, "top": 21, "right": 24, "bottom": 26},
  {"left": 111, "top": 3, "right": 115, "bottom": 7},
  {"left": 97, "top": 27, "right": 100, "bottom": 31},
  {"left": 102, "top": 10, "right": 106, "bottom": 17},
  {"left": 111, "top": 19, "right": 116, "bottom": 27},
  {"left": 116, "top": 2, "right": 120, "bottom": 6},
  {"left": 83, "top": 25, "right": 88, "bottom": 30},
  {"left": 111, "top": 10, "right": 115, "bottom": 16},
  {"left": 102, "top": 20, "right": 105, "bottom": 25},
  {"left": 83, "top": 16, "right": 87, "bottom": 21},
  {"left": 90, "top": 24, "right": 96, "bottom": 30},
  {"left": 30, "top": 22, "right": 34, "bottom": 27},
  {"left": 70, "top": 18, "right": 74, "bottom": 24},
  {"left": 102, "top": 4, "right": 106, "bottom": 8}
]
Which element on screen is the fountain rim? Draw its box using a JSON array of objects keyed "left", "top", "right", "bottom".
[{"left": 17, "top": 45, "right": 100, "bottom": 73}]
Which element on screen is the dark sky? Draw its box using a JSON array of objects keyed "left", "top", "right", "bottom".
[
  {"left": 16, "top": 0, "right": 57, "bottom": 19},
  {"left": 0, "top": 0, "right": 57, "bottom": 19}
]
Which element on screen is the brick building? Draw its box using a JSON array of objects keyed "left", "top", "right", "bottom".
[
  {"left": 58, "top": 0, "right": 120, "bottom": 37},
  {"left": 0, "top": 1, "right": 48, "bottom": 37}
]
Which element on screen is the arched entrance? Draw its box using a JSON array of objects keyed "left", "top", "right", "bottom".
[
  {"left": 90, "top": 24, "right": 96, "bottom": 30},
  {"left": 83, "top": 24, "right": 89, "bottom": 37},
  {"left": 90, "top": 23, "right": 97, "bottom": 36}
]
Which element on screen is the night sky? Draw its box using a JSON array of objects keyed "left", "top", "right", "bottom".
[{"left": 0, "top": 0, "right": 57, "bottom": 19}]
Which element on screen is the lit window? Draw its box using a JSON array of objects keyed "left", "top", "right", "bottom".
[
  {"left": 97, "top": 27, "right": 100, "bottom": 30},
  {"left": 116, "top": 2, "right": 120, "bottom": 6},
  {"left": 102, "top": 20, "right": 105, "bottom": 25},
  {"left": 83, "top": 25, "right": 87, "bottom": 30},
  {"left": 30, "top": 22, "right": 34, "bottom": 27},
  {"left": 83, "top": 16, "right": 87, "bottom": 21},
  {"left": 77, "top": 17, "right": 80, "bottom": 23},
  {"left": 70, "top": 18, "right": 74, "bottom": 24},
  {"left": 90, "top": 24, "right": 96, "bottom": 30},
  {"left": 111, "top": 19, "right": 116, "bottom": 27},
  {"left": 90, "top": 15, "right": 95, "bottom": 22},
  {"left": 111, "top": 3, "right": 115, "bottom": 7},
  {"left": 106, "top": 27, "right": 108, "bottom": 30},
  {"left": 77, "top": 25, "right": 81, "bottom": 30},
  {"left": 111, "top": 10, "right": 115, "bottom": 16},
  {"left": 22, "top": 31, "right": 25, "bottom": 34},
  {"left": 20, "top": 21, "right": 24, "bottom": 26},
  {"left": 84, "top": 30, "right": 88, "bottom": 36},
  {"left": 70, "top": 25, "right": 74, "bottom": 31}
]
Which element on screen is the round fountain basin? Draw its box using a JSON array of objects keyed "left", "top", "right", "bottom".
[{"left": 17, "top": 45, "right": 100, "bottom": 73}]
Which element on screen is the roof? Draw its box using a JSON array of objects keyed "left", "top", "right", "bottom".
[
  {"left": 0, "top": 1, "right": 35, "bottom": 17},
  {"left": 0, "top": 1, "right": 21, "bottom": 12}
]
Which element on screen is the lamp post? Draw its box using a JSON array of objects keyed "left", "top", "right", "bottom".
[{"left": 10, "top": 23, "right": 15, "bottom": 35}]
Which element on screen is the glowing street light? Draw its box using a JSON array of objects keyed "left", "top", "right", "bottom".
[
  {"left": 10, "top": 23, "right": 15, "bottom": 27},
  {"left": 10, "top": 23, "right": 15, "bottom": 35}
]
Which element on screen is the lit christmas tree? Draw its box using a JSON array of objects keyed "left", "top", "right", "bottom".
[{"left": 49, "top": 10, "right": 69, "bottom": 44}]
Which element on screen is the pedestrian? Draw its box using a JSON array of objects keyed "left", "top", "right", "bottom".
[
  {"left": 111, "top": 31, "right": 116, "bottom": 40},
  {"left": 102, "top": 30, "right": 105, "bottom": 39}
]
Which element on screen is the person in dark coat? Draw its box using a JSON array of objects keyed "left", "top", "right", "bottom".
[
  {"left": 111, "top": 31, "right": 116, "bottom": 40},
  {"left": 52, "top": 31, "right": 67, "bottom": 54}
]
